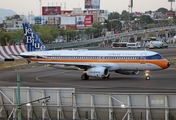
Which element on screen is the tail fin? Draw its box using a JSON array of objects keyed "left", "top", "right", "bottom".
[{"left": 22, "top": 22, "right": 48, "bottom": 51}]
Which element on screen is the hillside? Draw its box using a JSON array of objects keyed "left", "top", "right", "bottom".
[{"left": 0, "top": 8, "right": 17, "bottom": 23}]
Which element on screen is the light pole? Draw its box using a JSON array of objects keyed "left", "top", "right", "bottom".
[
  {"left": 17, "top": 74, "right": 50, "bottom": 120},
  {"left": 171, "top": 0, "right": 173, "bottom": 11}
]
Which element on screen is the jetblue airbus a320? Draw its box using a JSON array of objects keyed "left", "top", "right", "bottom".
[{"left": 20, "top": 23, "right": 170, "bottom": 80}]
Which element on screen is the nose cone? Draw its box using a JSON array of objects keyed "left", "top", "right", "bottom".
[{"left": 168, "top": 62, "right": 170, "bottom": 68}]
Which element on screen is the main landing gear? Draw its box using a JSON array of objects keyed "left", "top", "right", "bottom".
[
  {"left": 145, "top": 70, "right": 150, "bottom": 80},
  {"left": 81, "top": 73, "right": 89, "bottom": 80}
]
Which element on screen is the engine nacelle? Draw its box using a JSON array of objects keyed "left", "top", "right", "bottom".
[
  {"left": 87, "top": 67, "right": 109, "bottom": 78},
  {"left": 115, "top": 71, "right": 139, "bottom": 75}
]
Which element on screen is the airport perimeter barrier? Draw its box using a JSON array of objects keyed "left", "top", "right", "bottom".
[
  {"left": 46, "top": 25, "right": 176, "bottom": 49},
  {"left": 0, "top": 87, "right": 176, "bottom": 120}
]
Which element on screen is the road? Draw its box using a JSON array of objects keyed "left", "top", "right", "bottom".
[{"left": 0, "top": 46, "right": 176, "bottom": 93}]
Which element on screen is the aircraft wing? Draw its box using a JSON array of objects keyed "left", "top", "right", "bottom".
[{"left": 38, "top": 61, "right": 110, "bottom": 69}]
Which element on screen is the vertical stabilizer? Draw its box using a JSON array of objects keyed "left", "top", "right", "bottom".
[{"left": 22, "top": 23, "right": 48, "bottom": 51}]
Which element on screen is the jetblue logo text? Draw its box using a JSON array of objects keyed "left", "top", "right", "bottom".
[{"left": 24, "top": 27, "right": 46, "bottom": 51}]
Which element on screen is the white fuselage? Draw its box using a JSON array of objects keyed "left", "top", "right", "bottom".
[
  {"left": 20, "top": 49, "right": 169, "bottom": 71},
  {"left": 148, "top": 41, "right": 163, "bottom": 49}
]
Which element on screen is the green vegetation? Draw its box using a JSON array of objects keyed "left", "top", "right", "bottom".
[
  {"left": 1, "top": 7, "right": 176, "bottom": 45},
  {"left": 169, "top": 58, "right": 176, "bottom": 66}
]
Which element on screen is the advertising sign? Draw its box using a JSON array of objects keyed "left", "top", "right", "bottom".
[
  {"left": 76, "top": 15, "right": 93, "bottom": 29},
  {"left": 34, "top": 16, "right": 42, "bottom": 24},
  {"left": 61, "top": 17, "right": 76, "bottom": 25},
  {"left": 84, "top": 15, "right": 93, "bottom": 27},
  {"left": 42, "top": 6, "right": 61, "bottom": 15},
  {"left": 168, "top": 0, "right": 175, "bottom": 2},
  {"left": 85, "top": 0, "right": 100, "bottom": 9},
  {"left": 76, "top": 16, "right": 85, "bottom": 27},
  {"left": 73, "top": 8, "right": 82, "bottom": 14}
]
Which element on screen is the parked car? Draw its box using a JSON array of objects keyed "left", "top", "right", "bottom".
[
  {"left": 127, "top": 42, "right": 141, "bottom": 49},
  {"left": 162, "top": 42, "right": 168, "bottom": 48}
]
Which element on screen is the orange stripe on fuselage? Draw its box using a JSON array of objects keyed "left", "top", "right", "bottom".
[{"left": 28, "top": 58, "right": 169, "bottom": 69}]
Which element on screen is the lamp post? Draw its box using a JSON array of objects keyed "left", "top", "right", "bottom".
[
  {"left": 17, "top": 74, "right": 50, "bottom": 119},
  {"left": 101, "top": 22, "right": 106, "bottom": 47},
  {"left": 17, "top": 74, "right": 21, "bottom": 120}
]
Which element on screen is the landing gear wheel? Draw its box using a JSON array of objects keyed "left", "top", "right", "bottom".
[
  {"left": 81, "top": 73, "right": 89, "bottom": 80},
  {"left": 145, "top": 70, "right": 150, "bottom": 80},
  {"left": 146, "top": 76, "right": 150, "bottom": 80}
]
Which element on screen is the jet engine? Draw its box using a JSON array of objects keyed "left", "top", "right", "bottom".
[
  {"left": 115, "top": 71, "right": 139, "bottom": 75},
  {"left": 86, "top": 67, "right": 109, "bottom": 78}
]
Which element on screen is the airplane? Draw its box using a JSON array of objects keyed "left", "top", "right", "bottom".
[
  {"left": 20, "top": 22, "right": 170, "bottom": 80},
  {"left": 148, "top": 37, "right": 164, "bottom": 49}
]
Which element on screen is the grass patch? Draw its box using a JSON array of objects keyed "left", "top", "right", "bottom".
[
  {"left": 0, "top": 59, "right": 36, "bottom": 69},
  {"left": 169, "top": 58, "right": 176, "bottom": 66}
]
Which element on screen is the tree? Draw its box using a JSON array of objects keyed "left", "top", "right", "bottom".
[
  {"left": 156, "top": 7, "right": 168, "bottom": 14},
  {"left": 108, "top": 12, "right": 120, "bottom": 20},
  {"left": 59, "top": 28, "right": 67, "bottom": 39},
  {"left": 92, "top": 22, "right": 102, "bottom": 30},
  {"left": 85, "top": 27, "right": 93, "bottom": 39},
  {"left": 31, "top": 25, "right": 59, "bottom": 43},
  {"left": 6, "top": 15, "right": 21, "bottom": 20},
  {"left": 139, "top": 15, "right": 154, "bottom": 24},
  {"left": 107, "top": 12, "right": 121, "bottom": 31},
  {"left": 121, "top": 10, "right": 132, "bottom": 22},
  {"left": 14, "top": 30, "right": 24, "bottom": 43},
  {"left": 0, "top": 31, "right": 13, "bottom": 45},
  {"left": 84, "top": 27, "right": 97, "bottom": 38},
  {"left": 172, "top": 16, "right": 176, "bottom": 24},
  {"left": 92, "top": 22, "right": 103, "bottom": 37}
]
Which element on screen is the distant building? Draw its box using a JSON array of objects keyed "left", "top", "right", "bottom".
[
  {"left": 144, "top": 11, "right": 166, "bottom": 20},
  {"left": 166, "top": 11, "right": 175, "bottom": 18},
  {"left": 58, "top": 8, "right": 108, "bottom": 30},
  {"left": 132, "top": 12, "right": 141, "bottom": 17},
  {"left": 3, "top": 8, "right": 108, "bottom": 31},
  {"left": 4, "top": 15, "right": 25, "bottom": 31},
  {"left": 97, "top": 10, "right": 108, "bottom": 22}
]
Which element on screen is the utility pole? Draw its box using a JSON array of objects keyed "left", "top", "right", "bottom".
[
  {"left": 128, "top": 0, "right": 133, "bottom": 24},
  {"left": 169, "top": 0, "right": 175, "bottom": 11},
  {"left": 171, "top": 0, "right": 173, "bottom": 11}
]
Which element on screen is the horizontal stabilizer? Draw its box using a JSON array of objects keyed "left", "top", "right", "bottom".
[{"left": 4, "top": 58, "right": 14, "bottom": 61}]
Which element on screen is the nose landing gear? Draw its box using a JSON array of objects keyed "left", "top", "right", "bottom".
[{"left": 145, "top": 70, "right": 150, "bottom": 80}]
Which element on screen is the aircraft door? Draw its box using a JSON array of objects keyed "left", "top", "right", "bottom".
[
  {"left": 140, "top": 53, "right": 146, "bottom": 64},
  {"left": 99, "top": 56, "right": 105, "bottom": 62}
]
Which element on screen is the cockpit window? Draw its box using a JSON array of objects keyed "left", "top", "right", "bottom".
[{"left": 146, "top": 54, "right": 164, "bottom": 60}]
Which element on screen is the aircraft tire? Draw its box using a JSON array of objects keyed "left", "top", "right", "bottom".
[
  {"left": 81, "top": 73, "right": 89, "bottom": 80},
  {"left": 146, "top": 76, "right": 150, "bottom": 80}
]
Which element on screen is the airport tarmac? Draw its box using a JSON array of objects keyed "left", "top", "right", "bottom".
[{"left": 0, "top": 47, "right": 176, "bottom": 93}]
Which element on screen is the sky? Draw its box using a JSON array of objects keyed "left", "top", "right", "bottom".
[{"left": 0, "top": 0, "right": 175, "bottom": 16}]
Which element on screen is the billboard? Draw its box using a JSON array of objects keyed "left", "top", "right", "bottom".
[
  {"left": 168, "top": 0, "right": 175, "bottom": 2},
  {"left": 42, "top": 6, "right": 61, "bottom": 15},
  {"left": 73, "top": 8, "right": 82, "bottom": 14},
  {"left": 34, "top": 16, "right": 42, "bottom": 24},
  {"left": 84, "top": 15, "right": 93, "bottom": 27},
  {"left": 85, "top": 0, "right": 100, "bottom": 9},
  {"left": 76, "top": 15, "right": 93, "bottom": 29},
  {"left": 61, "top": 17, "right": 76, "bottom": 25}
]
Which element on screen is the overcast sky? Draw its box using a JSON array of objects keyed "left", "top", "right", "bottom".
[{"left": 0, "top": 0, "right": 175, "bottom": 15}]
